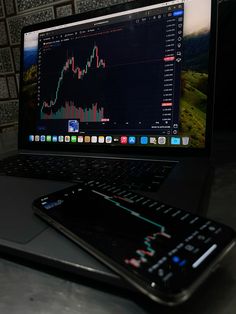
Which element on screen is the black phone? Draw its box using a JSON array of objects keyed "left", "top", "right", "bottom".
[{"left": 32, "top": 184, "right": 235, "bottom": 306}]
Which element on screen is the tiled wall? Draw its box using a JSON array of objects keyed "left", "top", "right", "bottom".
[{"left": 0, "top": 0, "right": 132, "bottom": 151}]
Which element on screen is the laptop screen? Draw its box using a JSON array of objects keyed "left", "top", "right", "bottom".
[{"left": 20, "top": 0, "right": 214, "bottom": 152}]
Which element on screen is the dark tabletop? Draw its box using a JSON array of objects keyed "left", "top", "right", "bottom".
[{"left": 0, "top": 131, "right": 236, "bottom": 314}]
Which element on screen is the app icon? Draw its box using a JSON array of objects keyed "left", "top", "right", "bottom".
[
  {"left": 46, "top": 135, "right": 51, "bottom": 142},
  {"left": 106, "top": 136, "right": 112, "bottom": 144},
  {"left": 29, "top": 135, "right": 34, "bottom": 142},
  {"left": 150, "top": 137, "right": 157, "bottom": 145},
  {"left": 113, "top": 136, "right": 120, "bottom": 143},
  {"left": 182, "top": 137, "right": 190, "bottom": 146},
  {"left": 158, "top": 137, "right": 166, "bottom": 145},
  {"left": 128, "top": 136, "right": 136, "bottom": 144},
  {"left": 35, "top": 135, "right": 40, "bottom": 142},
  {"left": 71, "top": 136, "right": 77, "bottom": 143},
  {"left": 40, "top": 135, "right": 46, "bottom": 142},
  {"left": 120, "top": 136, "right": 128, "bottom": 144},
  {"left": 78, "top": 136, "right": 84, "bottom": 143},
  {"left": 52, "top": 136, "right": 58, "bottom": 142},
  {"left": 98, "top": 136, "right": 105, "bottom": 143},
  {"left": 84, "top": 136, "right": 91, "bottom": 143},
  {"left": 58, "top": 136, "right": 64, "bottom": 142},
  {"left": 65, "top": 136, "right": 70, "bottom": 143},
  {"left": 171, "top": 137, "right": 181, "bottom": 145},
  {"left": 140, "top": 136, "right": 148, "bottom": 145},
  {"left": 68, "top": 120, "right": 79, "bottom": 133},
  {"left": 91, "top": 136, "right": 98, "bottom": 143}
]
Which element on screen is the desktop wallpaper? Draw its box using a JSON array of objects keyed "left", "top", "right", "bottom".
[
  {"left": 179, "top": 0, "right": 211, "bottom": 148},
  {"left": 0, "top": 0, "right": 211, "bottom": 150}
]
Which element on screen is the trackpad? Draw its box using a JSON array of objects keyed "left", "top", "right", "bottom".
[{"left": 0, "top": 177, "right": 70, "bottom": 244}]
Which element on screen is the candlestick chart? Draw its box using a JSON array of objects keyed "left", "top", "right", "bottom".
[
  {"left": 38, "top": 20, "right": 169, "bottom": 128},
  {"left": 92, "top": 191, "right": 172, "bottom": 270},
  {"left": 40, "top": 44, "right": 106, "bottom": 121},
  {"left": 125, "top": 231, "right": 171, "bottom": 269}
]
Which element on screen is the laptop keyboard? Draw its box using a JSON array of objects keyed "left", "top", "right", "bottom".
[{"left": 0, "top": 154, "right": 176, "bottom": 192}]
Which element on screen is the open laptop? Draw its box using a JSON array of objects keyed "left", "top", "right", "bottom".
[{"left": 0, "top": 0, "right": 217, "bottom": 287}]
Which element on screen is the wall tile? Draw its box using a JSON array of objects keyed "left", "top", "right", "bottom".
[
  {"left": 7, "top": 8, "right": 54, "bottom": 44},
  {"left": 0, "top": 76, "right": 9, "bottom": 99}
]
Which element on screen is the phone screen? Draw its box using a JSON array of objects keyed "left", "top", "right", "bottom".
[{"left": 33, "top": 185, "right": 235, "bottom": 304}]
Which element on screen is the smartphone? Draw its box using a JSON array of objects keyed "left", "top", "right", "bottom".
[{"left": 32, "top": 184, "right": 235, "bottom": 306}]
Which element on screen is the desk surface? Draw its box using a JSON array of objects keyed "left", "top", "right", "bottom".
[{"left": 0, "top": 131, "right": 236, "bottom": 314}]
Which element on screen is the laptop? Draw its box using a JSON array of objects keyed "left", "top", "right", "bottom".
[{"left": 0, "top": 0, "right": 217, "bottom": 288}]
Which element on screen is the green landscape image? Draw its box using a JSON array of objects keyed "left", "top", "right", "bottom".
[
  {"left": 177, "top": 25, "right": 210, "bottom": 148},
  {"left": 179, "top": 70, "right": 208, "bottom": 148},
  {"left": 178, "top": 0, "right": 211, "bottom": 148},
  {"left": 23, "top": 64, "right": 37, "bottom": 103}
]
